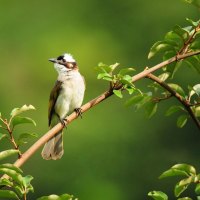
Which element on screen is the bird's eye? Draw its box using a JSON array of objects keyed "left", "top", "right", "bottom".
[{"left": 57, "top": 55, "right": 64, "bottom": 60}]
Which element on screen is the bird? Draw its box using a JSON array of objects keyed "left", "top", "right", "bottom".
[{"left": 41, "top": 53, "right": 85, "bottom": 160}]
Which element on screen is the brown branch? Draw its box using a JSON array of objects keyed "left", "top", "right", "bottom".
[
  {"left": 147, "top": 73, "right": 200, "bottom": 130},
  {"left": 12, "top": 50, "right": 200, "bottom": 168}
]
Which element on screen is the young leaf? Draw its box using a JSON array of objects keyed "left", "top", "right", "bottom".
[
  {"left": 195, "top": 183, "right": 200, "bottom": 195},
  {"left": 0, "top": 163, "right": 23, "bottom": 174},
  {"left": 159, "top": 169, "right": 189, "bottom": 179},
  {"left": 145, "top": 102, "right": 158, "bottom": 119},
  {"left": 17, "top": 133, "right": 38, "bottom": 145},
  {"left": 185, "top": 56, "right": 200, "bottom": 74},
  {"left": 174, "top": 182, "right": 189, "bottom": 197},
  {"left": 97, "top": 72, "right": 112, "bottom": 80},
  {"left": 125, "top": 95, "right": 144, "bottom": 107},
  {"left": 172, "top": 164, "right": 196, "bottom": 176},
  {"left": 186, "top": 18, "right": 200, "bottom": 27},
  {"left": 165, "top": 105, "right": 184, "bottom": 116},
  {"left": 0, "top": 149, "right": 19, "bottom": 161},
  {"left": 177, "top": 197, "right": 192, "bottom": 200},
  {"left": 119, "top": 68, "right": 135, "bottom": 76},
  {"left": 0, "top": 190, "right": 19, "bottom": 200},
  {"left": 168, "top": 83, "right": 186, "bottom": 97},
  {"left": 12, "top": 116, "right": 36, "bottom": 127},
  {"left": 148, "top": 191, "right": 168, "bottom": 200},
  {"left": 193, "top": 84, "right": 200, "bottom": 96},
  {"left": 173, "top": 25, "right": 189, "bottom": 41},
  {"left": 10, "top": 105, "right": 35, "bottom": 118},
  {"left": 113, "top": 90, "right": 123, "bottom": 98},
  {"left": 0, "top": 133, "right": 8, "bottom": 141},
  {"left": 148, "top": 41, "right": 174, "bottom": 59},
  {"left": 177, "top": 115, "right": 188, "bottom": 128},
  {"left": 0, "top": 178, "right": 13, "bottom": 187},
  {"left": 0, "top": 168, "right": 23, "bottom": 186},
  {"left": 22, "top": 175, "right": 34, "bottom": 193},
  {"left": 158, "top": 72, "right": 170, "bottom": 82},
  {"left": 194, "top": 106, "right": 200, "bottom": 117},
  {"left": 37, "top": 194, "right": 75, "bottom": 200}
]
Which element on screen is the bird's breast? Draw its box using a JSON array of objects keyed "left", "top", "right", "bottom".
[{"left": 55, "top": 73, "right": 85, "bottom": 119}]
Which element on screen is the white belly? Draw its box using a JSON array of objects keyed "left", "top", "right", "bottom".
[{"left": 55, "top": 73, "right": 85, "bottom": 119}]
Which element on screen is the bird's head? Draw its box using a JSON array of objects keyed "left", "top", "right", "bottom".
[{"left": 49, "top": 53, "right": 78, "bottom": 74}]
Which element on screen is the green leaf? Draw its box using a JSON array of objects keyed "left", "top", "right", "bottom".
[
  {"left": 160, "top": 164, "right": 196, "bottom": 179},
  {"left": 158, "top": 72, "right": 170, "bottom": 82},
  {"left": 193, "top": 84, "right": 200, "bottom": 96},
  {"left": 0, "top": 190, "right": 19, "bottom": 200},
  {"left": 177, "top": 197, "right": 192, "bottom": 200},
  {"left": 173, "top": 25, "right": 189, "bottom": 41},
  {"left": 168, "top": 83, "right": 185, "bottom": 97},
  {"left": 22, "top": 175, "right": 34, "bottom": 193},
  {"left": 164, "top": 31, "right": 183, "bottom": 48},
  {"left": 172, "top": 164, "right": 196, "bottom": 176},
  {"left": 145, "top": 102, "right": 158, "bottom": 119},
  {"left": 148, "top": 191, "right": 168, "bottom": 200},
  {"left": 0, "top": 133, "right": 8, "bottom": 141},
  {"left": 177, "top": 115, "right": 188, "bottom": 128},
  {"left": 125, "top": 95, "right": 144, "bottom": 107},
  {"left": 14, "top": 185, "right": 24, "bottom": 197},
  {"left": 186, "top": 18, "right": 200, "bottom": 27},
  {"left": 0, "top": 149, "right": 19, "bottom": 161},
  {"left": 119, "top": 68, "right": 135, "bottom": 76},
  {"left": 37, "top": 194, "right": 75, "bottom": 200},
  {"left": 0, "top": 163, "right": 23, "bottom": 174},
  {"left": 17, "top": 133, "right": 38, "bottom": 145},
  {"left": 148, "top": 41, "right": 174, "bottom": 59},
  {"left": 184, "top": 0, "right": 200, "bottom": 8},
  {"left": 109, "top": 63, "right": 120, "bottom": 72},
  {"left": 159, "top": 169, "right": 189, "bottom": 179},
  {"left": 185, "top": 56, "right": 200, "bottom": 74},
  {"left": 10, "top": 105, "right": 35, "bottom": 118},
  {"left": 165, "top": 105, "right": 184, "bottom": 116},
  {"left": 126, "top": 87, "right": 135, "bottom": 95},
  {"left": 196, "top": 183, "right": 200, "bottom": 195},
  {"left": 175, "top": 182, "right": 189, "bottom": 197},
  {"left": 0, "top": 178, "right": 13, "bottom": 187},
  {"left": 194, "top": 106, "right": 200, "bottom": 117},
  {"left": 12, "top": 116, "right": 36, "bottom": 127},
  {"left": 0, "top": 168, "right": 23, "bottom": 186},
  {"left": 97, "top": 72, "right": 112, "bottom": 80},
  {"left": 113, "top": 90, "right": 123, "bottom": 98}
]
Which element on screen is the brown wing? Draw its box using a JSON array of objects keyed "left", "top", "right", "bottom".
[{"left": 48, "top": 80, "right": 62, "bottom": 126}]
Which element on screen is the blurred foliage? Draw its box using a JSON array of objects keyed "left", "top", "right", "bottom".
[{"left": 0, "top": 0, "right": 200, "bottom": 200}]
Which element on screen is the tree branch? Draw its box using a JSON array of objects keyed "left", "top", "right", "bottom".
[
  {"left": 147, "top": 73, "right": 200, "bottom": 130},
  {"left": 13, "top": 50, "right": 200, "bottom": 168}
]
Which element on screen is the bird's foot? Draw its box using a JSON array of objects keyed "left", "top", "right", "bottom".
[
  {"left": 74, "top": 108, "right": 83, "bottom": 118},
  {"left": 60, "top": 118, "right": 68, "bottom": 128}
]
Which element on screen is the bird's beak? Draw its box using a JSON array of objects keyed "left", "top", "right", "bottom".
[{"left": 48, "top": 58, "right": 57, "bottom": 63}]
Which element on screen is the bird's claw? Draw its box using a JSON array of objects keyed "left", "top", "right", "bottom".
[{"left": 74, "top": 108, "right": 83, "bottom": 118}]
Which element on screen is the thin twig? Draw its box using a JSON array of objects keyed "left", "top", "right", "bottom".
[
  {"left": 147, "top": 73, "right": 200, "bottom": 130},
  {"left": 11, "top": 50, "right": 200, "bottom": 168}
]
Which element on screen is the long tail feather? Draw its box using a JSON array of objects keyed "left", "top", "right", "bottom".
[{"left": 41, "top": 131, "right": 64, "bottom": 160}]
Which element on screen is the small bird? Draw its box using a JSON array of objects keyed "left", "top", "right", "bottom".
[{"left": 41, "top": 53, "right": 85, "bottom": 160}]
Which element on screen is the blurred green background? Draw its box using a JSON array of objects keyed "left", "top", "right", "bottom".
[{"left": 0, "top": 0, "right": 200, "bottom": 199}]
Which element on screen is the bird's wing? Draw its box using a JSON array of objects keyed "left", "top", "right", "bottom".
[{"left": 48, "top": 80, "right": 62, "bottom": 126}]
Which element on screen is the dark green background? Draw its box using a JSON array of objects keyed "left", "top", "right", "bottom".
[{"left": 0, "top": 1, "right": 199, "bottom": 199}]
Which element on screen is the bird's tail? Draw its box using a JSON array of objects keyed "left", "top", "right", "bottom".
[{"left": 41, "top": 130, "right": 64, "bottom": 160}]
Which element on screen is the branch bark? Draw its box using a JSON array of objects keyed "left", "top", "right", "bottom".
[
  {"left": 13, "top": 50, "right": 200, "bottom": 168},
  {"left": 147, "top": 73, "right": 200, "bottom": 130}
]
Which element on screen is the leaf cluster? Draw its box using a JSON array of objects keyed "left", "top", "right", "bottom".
[
  {"left": 148, "top": 164, "right": 200, "bottom": 200},
  {"left": 148, "top": 18, "right": 200, "bottom": 78},
  {"left": 96, "top": 62, "right": 136, "bottom": 98}
]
